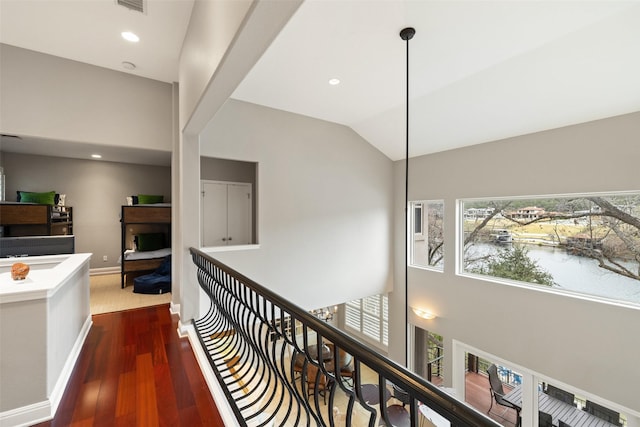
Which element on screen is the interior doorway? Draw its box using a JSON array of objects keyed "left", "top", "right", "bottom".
[{"left": 413, "top": 325, "right": 444, "bottom": 385}]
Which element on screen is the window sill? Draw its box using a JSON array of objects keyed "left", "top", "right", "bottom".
[{"left": 201, "top": 244, "right": 260, "bottom": 253}]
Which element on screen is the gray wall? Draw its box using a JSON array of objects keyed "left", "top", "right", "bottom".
[
  {"left": 392, "top": 111, "right": 640, "bottom": 413},
  {"left": 201, "top": 156, "right": 256, "bottom": 183},
  {"left": 199, "top": 99, "right": 395, "bottom": 311},
  {"left": 0, "top": 44, "right": 173, "bottom": 152},
  {"left": 0, "top": 152, "right": 171, "bottom": 269}
]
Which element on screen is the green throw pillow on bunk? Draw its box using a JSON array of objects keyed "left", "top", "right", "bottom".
[
  {"left": 137, "top": 194, "right": 164, "bottom": 204},
  {"left": 18, "top": 191, "right": 56, "bottom": 205},
  {"left": 135, "top": 233, "right": 165, "bottom": 251}
]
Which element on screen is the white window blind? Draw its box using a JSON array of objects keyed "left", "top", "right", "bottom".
[
  {"left": 345, "top": 294, "right": 389, "bottom": 347},
  {"left": 345, "top": 301, "right": 361, "bottom": 330},
  {"left": 382, "top": 295, "right": 389, "bottom": 346}
]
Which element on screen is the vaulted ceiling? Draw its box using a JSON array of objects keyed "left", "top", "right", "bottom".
[{"left": 2, "top": 0, "right": 639, "bottom": 163}]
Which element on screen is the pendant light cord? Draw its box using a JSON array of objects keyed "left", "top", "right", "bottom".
[{"left": 400, "top": 27, "right": 415, "bottom": 368}]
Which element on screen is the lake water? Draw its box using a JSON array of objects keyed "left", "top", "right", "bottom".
[{"left": 469, "top": 244, "right": 640, "bottom": 305}]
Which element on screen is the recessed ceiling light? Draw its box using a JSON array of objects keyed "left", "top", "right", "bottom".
[
  {"left": 91, "top": 154, "right": 102, "bottom": 159},
  {"left": 121, "top": 31, "right": 140, "bottom": 43},
  {"left": 122, "top": 61, "right": 136, "bottom": 70},
  {"left": 328, "top": 78, "right": 341, "bottom": 86}
]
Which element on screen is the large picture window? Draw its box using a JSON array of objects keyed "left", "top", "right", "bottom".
[
  {"left": 460, "top": 192, "right": 640, "bottom": 306},
  {"left": 410, "top": 200, "right": 444, "bottom": 270}
]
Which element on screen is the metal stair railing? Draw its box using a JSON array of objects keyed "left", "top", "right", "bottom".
[{"left": 190, "top": 247, "right": 501, "bottom": 427}]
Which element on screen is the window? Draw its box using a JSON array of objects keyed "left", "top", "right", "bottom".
[
  {"left": 461, "top": 345, "right": 630, "bottom": 427},
  {"left": 345, "top": 294, "right": 389, "bottom": 346},
  {"left": 414, "top": 203, "right": 423, "bottom": 235},
  {"left": 460, "top": 192, "right": 640, "bottom": 306},
  {"left": 410, "top": 200, "right": 444, "bottom": 270}
]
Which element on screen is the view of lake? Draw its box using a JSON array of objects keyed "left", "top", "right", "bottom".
[{"left": 469, "top": 244, "right": 640, "bottom": 305}]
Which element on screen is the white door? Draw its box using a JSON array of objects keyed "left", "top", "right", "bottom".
[
  {"left": 202, "top": 182, "right": 228, "bottom": 247},
  {"left": 201, "top": 181, "right": 252, "bottom": 246},
  {"left": 227, "top": 183, "right": 252, "bottom": 245}
]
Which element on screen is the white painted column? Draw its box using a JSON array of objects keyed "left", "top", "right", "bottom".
[{"left": 178, "top": 132, "right": 201, "bottom": 326}]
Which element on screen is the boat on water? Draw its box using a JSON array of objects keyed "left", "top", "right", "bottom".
[{"left": 493, "top": 229, "right": 513, "bottom": 244}]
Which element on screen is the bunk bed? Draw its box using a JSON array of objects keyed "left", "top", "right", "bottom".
[
  {"left": 120, "top": 204, "right": 171, "bottom": 288},
  {"left": 0, "top": 202, "right": 73, "bottom": 237},
  {"left": 1, "top": 202, "right": 74, "bottom": 257}
]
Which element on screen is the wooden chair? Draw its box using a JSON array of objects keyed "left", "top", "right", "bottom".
[
  {"left": 293, "top": 352, "right": 305, "bottom": 381},
  {"left": 559, "top": 421, "right": 572, "bottom": 427},
  {"left": 325, "top": 343, "right": 354, "bottom": 386},
  {"left": 487, "top": 364, "right": 521, "bottom": 426},
  {"left": 584, "top": 400, "right": 621, "bottom": 426},
  {"left": 306, "top": 364, "right": 328, "bottom": 404}
]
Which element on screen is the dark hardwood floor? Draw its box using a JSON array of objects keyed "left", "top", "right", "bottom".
[
  {"left": 34, "top": 304, "right": 224, "bottom": 427},
  {"left": 32, "top": 302, "right": 516, "bottom": 427}
]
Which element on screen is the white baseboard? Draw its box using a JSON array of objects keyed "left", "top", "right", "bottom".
[
  {"left": 0, "top": 316, "right": 92, "bottom": 427},
  {"left": 90, "top": 266, "right": 120, "bottom": 276},
  {"left": 0, "top": 400, "right": 51, "bottom": 427},
  {"left": 177, "top": 319, "right": 190, "bottom": 338}
]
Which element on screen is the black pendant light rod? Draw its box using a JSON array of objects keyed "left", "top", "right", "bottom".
[{"left": 400, "top": 27, "right": 415, "bottom": 368}]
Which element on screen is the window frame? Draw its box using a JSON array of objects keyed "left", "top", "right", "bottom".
[
  {"left": 409, "top": 199, "right": 444, "bottom": 272},
  {"left": 457, "top": 191, "right": 640, "bottom": 309}
]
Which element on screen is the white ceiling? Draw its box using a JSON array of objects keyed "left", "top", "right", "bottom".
[
  {"left": 0, "top": 0, "right": 193, "bottom": 83},
  {"left": 1, "top": 0, "right": 640, "bottom": 164},
  {"left": 232, "top": 0, "right": 640, "bottom": 160}
]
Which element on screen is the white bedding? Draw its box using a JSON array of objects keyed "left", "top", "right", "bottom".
[{"left": 123, "top": 247, "right": 171, "bottom": 261}]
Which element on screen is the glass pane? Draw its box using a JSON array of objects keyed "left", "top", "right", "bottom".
[
  {"left": 411, "top": 200, "right": 444, "bottom": 270},
  {"left": 461, "top": 193, "right": 640, "bottom": 306},
  {"left": 414, "top": 203, "right": 423, "bottom": 234}
]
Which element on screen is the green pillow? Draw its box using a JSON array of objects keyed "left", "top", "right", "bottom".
[
  {"left": 18, "top": 191, "right": 56, "bottom": 205},
  {"left": 137, "top": 194, "right": 164, "bottom": 204},
  {"left": 136, "top": 233, "right": 165, "bottom": 251}
]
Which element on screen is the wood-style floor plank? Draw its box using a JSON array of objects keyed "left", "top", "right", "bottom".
[{"left": 33, "top": 304, "right": 224, "bottom": 427}]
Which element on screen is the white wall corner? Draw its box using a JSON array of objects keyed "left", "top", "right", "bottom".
[{"left": 170, "top": 301, "right": 181, "bottom": 317}]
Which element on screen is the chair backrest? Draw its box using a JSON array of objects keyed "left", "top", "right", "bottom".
[
  {"left": 539, "top": 411, "right": 553, "bottom": 427},
  {"left": 339, "top": 348, "right": 353, "bottom": 369},
  {"left": 306, "top": 364, "right": 323, "bottom": 383},
  {"left": 584, "top": 400, "right": 621, "bottom": 426},
  {"left": 487, "top": 364, "right": 504, "bottom": 395},
  {"left": 326, "top": 343, "right": 353, "bottom": 370},
  {"left": 545, "top": 384, "right": 575, "bottom": 406},
  {"left": 391, "top": 383, "right": 411, "bottom": 405}
]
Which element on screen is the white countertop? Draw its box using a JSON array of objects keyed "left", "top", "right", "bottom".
[{"left": 0, "top": 253, "right": 92, "bottom": 303}]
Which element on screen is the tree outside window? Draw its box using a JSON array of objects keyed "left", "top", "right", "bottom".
[{"left": 461, "top": 192, "right": 640, "bottom": 305}]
